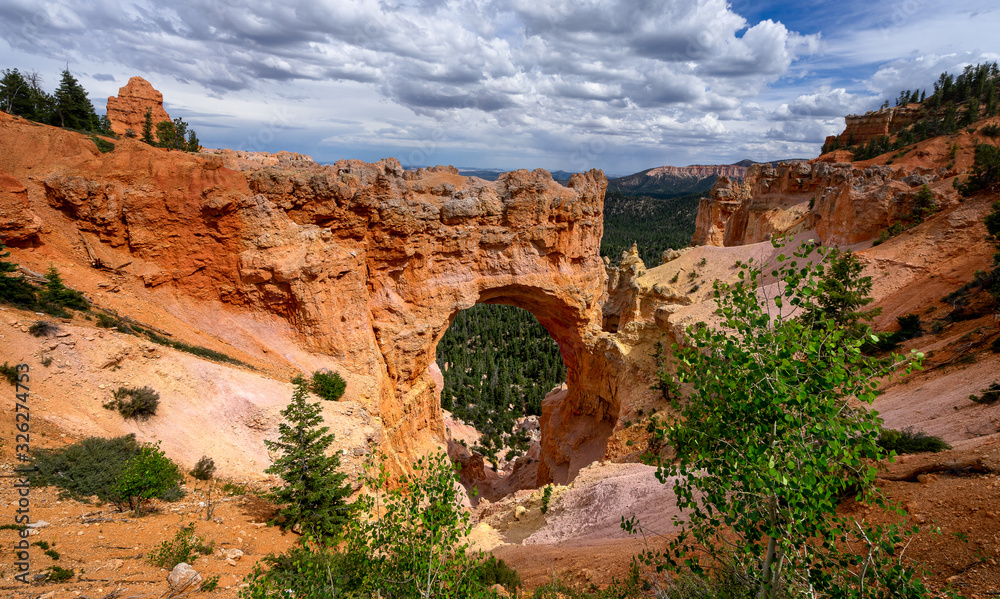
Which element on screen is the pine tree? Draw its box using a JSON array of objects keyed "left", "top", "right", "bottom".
[
  {"left": 801, "top": 248, "right": 880, "bottom": 336},
  {"left": 0, "top": 68, "right": 33, "bottom": 116},
  {"left": 141, "top": 108, "right": 154, "bottom": 144},
  {"left": 52, "top": 68, "right": 98, "bottom": 130},
  {"left": 265, "top": 377, "right": 352, "bottom": 543}
]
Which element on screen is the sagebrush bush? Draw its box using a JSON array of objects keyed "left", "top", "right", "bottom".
[
  {"left": 190, "top": 455, "right": 216, "bottom": 481},
  {"left": 29, "top": 320, "right": 59, "bottom": 337},
  {"left": 970, "top": 381, "right": 1000, "bottom": 405},
  {"left": 104, "top": 386, "right": 160, "bottom": 420},
  {"left": 878, "top": 427, "right": 951, "bottom": 454},
  {"left": 29, "top": 435, "right": 141, "bottom": 501},
  {"left": 310, "top": 369, "right": 347, "bottom": 401}
]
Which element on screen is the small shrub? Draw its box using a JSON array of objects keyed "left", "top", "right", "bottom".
[
  {"left": 1, "top": 362, "right": 18, "bottom": 385},
  {"left": 981, "top": 123, "right": 1000, "bottom": 137},
  {"left": 0, "top": 523, "right": 26, "bottom": 531},
  {"left": 104, "top": 386, "right": 160, "bottom": 420},
  {"left": 878, "top": 427, "right": 951, "bottom": 454},
  {"left": 992, "top": 337, "right": 1000, "bottom": 353},
  {"left": 45, "top": 566, "right": 74, "bottom": 582},
  {"left": 32, "top": 541, "right": 50, "bottom": 550},
  {"left": 201, "top": 574, "right": 221, "bottom": 592},
  {"left": 148, "top": 524, "right": 214, "bottom": 568},
  {"left": 45, "top": 548, "right": 61, "bottom": 560},
  {"left": 541, "top": 484, "right": 553, "bottom": 515},
  {"left": 41, "top": 356, "right": 53, "bottom": 367},
  {"left": 473, "top": 555, "right": 521, "bottom": 593},
  {"left": 310, "top": 369, "right": 347, "bottom": 401},
  {"left": 89, "top": 135, "right": 115, "bottom": 153},
  {"left": 29, "top": 320, "right": 59, "bottom": 337},
  {"left": 970, "top": 381, "right": 1000, "bottom": 405},
  {"left": 698, "top": 257, "right": 707, "bottom": 267},
  {"left": 670, "top": 271, "right": 680, "bottom": 283},
  {"left": 190, "top": 455, "right": 216, "bottom": 481}
]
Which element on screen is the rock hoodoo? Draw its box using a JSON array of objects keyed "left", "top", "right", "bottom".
[{"left": 105, "top": 76, "right": 171, "bottom": 139}]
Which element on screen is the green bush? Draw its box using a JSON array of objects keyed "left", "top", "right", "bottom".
[
  {"left": 970, "top": 381, "right": 1000, "bottom": 404},
  {"left": 148, "top": 524, "right": 214, "bottom": 568},
  {"left": 541, "top": 484, "right": 553, "bottom": 515},
  {"left": 45, "top": 566, "right": 74, "bottom": 582},
  {"left": 201, "top": 575, "right": 221, "bottom": 592},
  {"left": 878, "top": 427, "right": 951, "bottom": 454},
  {"left": 310, "top": 370, "right": 347, "bottom": 401},
  {"left": 103, "top": 386, "right": 160, "bottom": 420},
  {"left": 980, "top": 123, "right": 1000, "bottom": 137},
  {"left": 1, "top": 362, "right": 18, "bottom": 385},
  {"left": 473, "top": 554, "right": 521, "bottom": 593},
  {"left": 111, "top": 441, "right": 184, "bottom": 514},
  {"left": 89, "top": 134, "right": 115, "bottom": 153},
  {"left": 29, "top": 435, "right": 143, "bottom": 501},
  {"left": 29, "top": 320, "right": 59, "bottom": 337}
]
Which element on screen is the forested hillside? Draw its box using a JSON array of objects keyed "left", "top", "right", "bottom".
[
  {"left": 601, "top": 190, "right": 701, "bottom": 265},
  {"left": 435, "top": 304, "right": 566, "bottom": 463}
]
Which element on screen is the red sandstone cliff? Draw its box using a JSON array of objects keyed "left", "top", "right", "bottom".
[
  {"left": 0, "top": 111, "right": 616, "bottom": 483},
  {"left": 823, "top": 105, "right": 921, "bottom": 150},
  {"left": 105, "top": 76, "right": 171, "bottom": 139}
]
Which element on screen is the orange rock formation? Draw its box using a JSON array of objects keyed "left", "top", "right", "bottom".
[
  {"left": 823, "top": 105, "right": 921, "bottom": 149},
  {"left": 105, "top": 76, "right": 171, "bottom": 139},
  {"left": 693, "top": 160, "right": 946, "bottom": 247},
  {"left": 0, "top": 112, "right": 619, "bottom": 482}
]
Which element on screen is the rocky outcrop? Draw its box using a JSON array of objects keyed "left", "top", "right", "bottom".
[
  {"left": 0, "top": 172, "right": 42, "bottom": 244},
  {"left": 824, "top": 105, "right": 921, "bottom": 150},
  {"left": 0, "top": 112, "right": 620, "bottom": 484},
  {"left": 105, "top": 76, "right": 171, "bottom": 139},
  {"left": 693, "top": 160, "right": 946, "bottom": 247}
]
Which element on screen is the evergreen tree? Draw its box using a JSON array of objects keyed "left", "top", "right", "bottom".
[
  {"left": 265, "top": 377, "right": 352, "bottom": 543},
  {"left": 186, "top": 129, "right": 200, "bottom": 152},
  {"left": 0, "top": 68, "right": 33, "bottom": 116},
  {"left": 141, "top": 108, "right": 155, "bottom": 144},
  {"left": 52, "top": 68, "right": 98, "bottom": 130},
  {"left": 800, "top": 248, "right": 880, "bottom": 336},
  {"left": 0, "top": 243, "right": 37, "bottom": 308}
]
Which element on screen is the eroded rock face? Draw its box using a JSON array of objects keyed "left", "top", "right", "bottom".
[
  {"left": 1, "top": 112, "right": 617, "bottom": 483},
  {"left": 823, "top": 105, "right": 921, "bottom": 150},
  {"left": 106, "top": 76, "right": 171, "bottom": 139},
  {"left": 0, "top": 172, "right": 42, "bottom": 244},
  {"left": 693, "top": 160, "right": 945, "bottom": 246}
]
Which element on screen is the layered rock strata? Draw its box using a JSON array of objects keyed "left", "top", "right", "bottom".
[{"left": 693, "top": 160, "right": 945, "bottom": 247}]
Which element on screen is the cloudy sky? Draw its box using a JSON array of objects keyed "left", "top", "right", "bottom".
[{"left": 1, "top": 0, "right": 998, "bottom": 175}]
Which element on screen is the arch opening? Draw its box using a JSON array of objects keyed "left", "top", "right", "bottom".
[{"left": 431, "top": 297, "right": 570, "bottom": 502}]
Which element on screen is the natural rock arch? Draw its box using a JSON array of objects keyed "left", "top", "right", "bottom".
[{"left": 21, "top": 125, "right": 627, "bottom": 485}]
